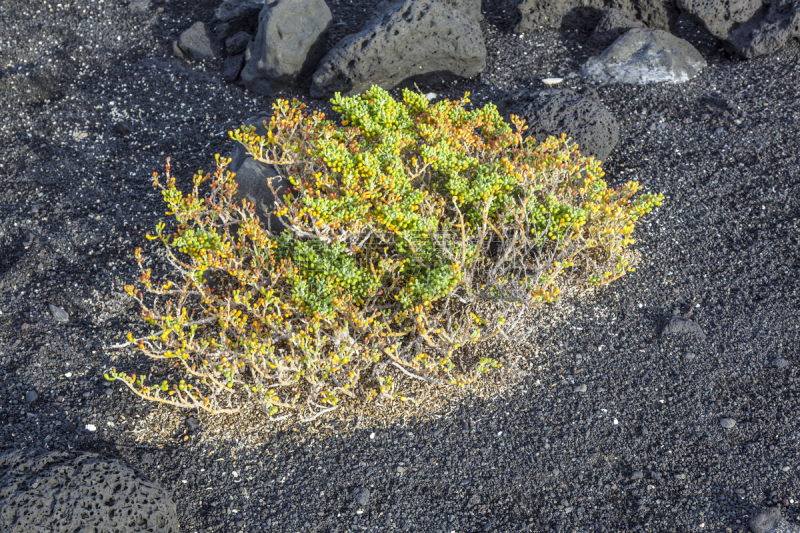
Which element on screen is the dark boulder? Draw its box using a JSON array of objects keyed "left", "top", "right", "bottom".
[
  {"left": 223, "top": 54, "right": 246, "bottom": 82},
  {"left": 214, "top": 0, "right": 264, "bottom": 41},
  {"left": 498, "top": 88, "right": 620, "bottom": 161},
  {"left": 241, "top": 0, "right": 332, "bottom": 95},
  {"left": 229, "top": 116, "right": 291, "bottom": 234},
  {"left": 225, "top": 31, "right": 252, "bottom": 55}
]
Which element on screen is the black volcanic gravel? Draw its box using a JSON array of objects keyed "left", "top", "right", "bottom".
[{"left": 1, "top": 1, "right": 800, "bottom": 532}]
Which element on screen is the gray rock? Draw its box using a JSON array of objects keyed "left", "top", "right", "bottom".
[
  {"left": 178, "top": 21, "right": 221, "bottom": 61},
  {"left": 310, "top": 0, "right": 486, "bottom": 98},
  {"left": 48, "top": 304, "right": 69, "bottom": 323},
  {"left": 468, "top": 493, "right": 481, "bottom": 506},
  {"left": 241, "top": 0, "right": 331, "bottom": 95},
  {"left": 185, "top": 417, "right": 200, "bottom": 431},
  {"left": 574, "top": 384, "right": 588, "bottom": 393},
  {"left": 498, "top": 88, "right": 620, "bottom": 161},
  {"left": 749, "top": 507, "right": 800, "bottom": 533},
  {"left": 128, "top": 0, "right": 151, "bottom": 12},
  {"left": 0, "top": 449, "right": 179, "bottom": 533},
  {"left": 229, "top": 116, "right": 292, "bottom": 233},
  {"left": 515, "top": 0, "right": 679, "bottom": 34},
  {"left": 678, "top": 0, "right": 800, "bottom": 59},
  {"left": 223, "top": 54, "right": 246, "bottom": 82},
  {"left": 583, "top": 29, "right": 707, "bottom": 85},
  {"left": 215, "top": 0, "right": 264, "bottom": 41},
  {"left": 772, "top": 358, "right": 790, "bottom": 368},
  {"left": 352, "top": 486, "right": 370, "bottom": 506},
  {"left": 590, "top": 8, "right": 648, "bottom": 48},
  {"left": 631, "top": 470, "right": 644, "bottom": 480},
  {"left": 661, "top": 315, "right": 706, "bottom": 338},
  {"left": 720, "top": 418, "right": 737, "bottom": 429},
  {"left": 226, "top": 31, "right": 252, "bottom": 55},
  {"left": 25, "top": 391, "right": 37, "bottom": 403}
]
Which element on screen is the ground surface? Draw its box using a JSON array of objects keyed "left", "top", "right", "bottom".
[{"left": 1, "top": 0, "right": 800, "bottom": 532}]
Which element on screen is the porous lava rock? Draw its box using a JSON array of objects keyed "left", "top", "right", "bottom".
[
  {"left": 0, "top": 448, "right": 179, "bottom": 533},
  {"left": 229, "top": 115, "right": 291, "bottom": 233},
  {"left": 310, "top": 0, "right": 486, "bottom": 98},
  {"left": 677, "top": 0, "right": 800, "bottom": 59},
  {"left": 514, "top": 0, "right": 679, "bottom": 34},
  {"left": 582, "top": 28, "right": 707, "bottom": 85},
  {"left": 241, "top": 0, "right": 332, "bottom": 95},
  {"left": 590, "top": 7, "right": 648, "bottom": 48},
  {"left": 498, "top": 88, "right": 620, "bottom": 161}
]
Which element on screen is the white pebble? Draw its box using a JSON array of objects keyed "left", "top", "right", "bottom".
[{"left": 85, "top": 424, "right": 97, "bottom": 432}]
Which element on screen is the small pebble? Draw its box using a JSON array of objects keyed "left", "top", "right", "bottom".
[
  {"left": 48, "top": 304, "right": 70, "bottom": 323},
  {"left": 574, "top": 384, "right": 587, "bottom": 393},
  {"left": 720, "top": 418, "right": 736, "bottom": 429},
  {"left": 353, "top": 487, "right": 370, "bottom": 506},
  {"left": 85, "top": 424, "right": 97, "bottom": 432},
  {"left": 396, "top": 466, "right": 406, "bottom": 474},
  {"left": 185, "top": 417, "right": 200, "bottom": 431},
  {"left": 631, "top": 471, "right": 644, "bottom": 480},
  {"left": 542, "top": 77, "right": 563, "bottom": 86},
  {"left": 675, "top": 473, "right": 687, "bottom": 480},
  {"left": 771, "top": 358, "right": 789, "bottom": 368},
  {"left": 25, "top": 391, "right": 38, "bottom": 403}
]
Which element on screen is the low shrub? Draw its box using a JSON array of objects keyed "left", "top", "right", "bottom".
[{"left": 107, "top": 86, "right": 663, "bottom": 420}]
